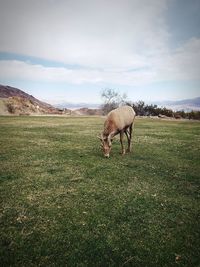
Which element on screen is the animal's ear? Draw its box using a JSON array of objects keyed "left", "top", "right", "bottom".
[
  {"left": 108, "top": 132, "right": 114, "bottom": 146},
  {"left": 97, "top": 135, "right": 102, "bottom": 141},
  {"left": 108, "top": 133, "right": 114, "bottom": 146}
]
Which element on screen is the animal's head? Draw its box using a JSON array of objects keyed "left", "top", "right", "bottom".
[{"left": 98, "top": 133, "right": 113, "bottom": 158}]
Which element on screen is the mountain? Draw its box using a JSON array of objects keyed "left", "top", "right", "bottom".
[
  {"left": 55, "top": 102, "right": 101, "bottom": 110},
  {"left": 1, "top": 84, "right": 199, "bottom": 115},
  {"left": 0, "top": 85, "right": 61, "bottom": 115},
  {"left": 154, "top": 97, "right": 200, "bottom": 111},
  {"left": 72, "top": 107, "right": 103, "bottom": 116},
  {"left": 55, "top": 97, "right": 200, "bottom": 112}
]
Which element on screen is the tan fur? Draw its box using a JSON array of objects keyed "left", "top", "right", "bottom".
[
  {"left": 103, "top": 105, "right": 135, "bottom": 136},
  {"left": 100, "top": 105, "right": 136, "bottom": 157},
  {"left": 103, "top": 118, "right": 117, "bottom": 135}
]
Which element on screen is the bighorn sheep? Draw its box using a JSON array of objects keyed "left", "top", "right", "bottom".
[{"left": 98, "top": 105, "right": 136, "bottom": 158}]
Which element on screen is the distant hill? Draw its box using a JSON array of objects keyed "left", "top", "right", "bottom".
[
  {"left": 55, "top": 102, "right": 100, "bottom": 110},
  {"left": 155, "top": 97, "right": 200, "bottom": 111},
  {"left": 2, "top": 84, "right": 198, "bottom": 116},
  {"left": 72, "top": 107, "right": 103, "bottom": 116},
  {"left": 0, "top": 85, "right": 102, "bottom": 116},
  {"left": 56, "top": 97, "right": 200, "bottom": 112},
  {"left": 0, "top": 85, "right": 61, "bottom": 115}
]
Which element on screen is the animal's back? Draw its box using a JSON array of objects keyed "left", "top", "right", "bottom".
[{"left": 108, "top": 105, "right": 135, "bottom": 131}]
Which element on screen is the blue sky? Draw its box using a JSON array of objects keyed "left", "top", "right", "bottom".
[{"left": 0, "top": 0, "right": 200, "bottom": 104}]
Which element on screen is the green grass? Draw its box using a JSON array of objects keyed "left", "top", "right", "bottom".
[{"left": 0, "top": 116, "right": 200, "bottom": 267}]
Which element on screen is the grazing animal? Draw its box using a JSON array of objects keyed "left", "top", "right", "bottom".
[{"left": 98, "top": 105, "right": 136, "bottom": 158}]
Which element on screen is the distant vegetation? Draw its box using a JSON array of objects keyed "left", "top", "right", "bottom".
[
  {"left": 100, "top": 88, "right": 200, "bottom": 120},
  {"left": 0, "top": 85, "right": 200, "bottom": 119},
  {"left": 101, "top": 88, "right": 127, "bottom": 115},
  {"left": 128, "top": 100, "right": 200, "bottom": 120}
]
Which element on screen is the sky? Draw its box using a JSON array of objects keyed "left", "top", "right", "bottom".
[{"left": 0, "top": 0, "right": 200, "bottom": 104}]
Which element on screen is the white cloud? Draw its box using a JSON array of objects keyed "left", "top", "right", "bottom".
[
  {"left": 0, "top": 60, "right": 101, "bottom": 84},
  {"left": 0, "top": 36, "right": 199, "bottom": 87},
  {"left": 0, "top": 59, "right": 154, "bottom": 86},
  {"left": 154, "top": 37, "right": 200, "bottom": 81},
  {"left": 0, "top": 0, "right": 199, "bottom": 88},
  {"left": 0, "top": 0, "right": 168, "bottom": 70}
]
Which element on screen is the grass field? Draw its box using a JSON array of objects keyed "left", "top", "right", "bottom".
[{"left": 0, "top": 116, "right": 200, "bottom": 267}]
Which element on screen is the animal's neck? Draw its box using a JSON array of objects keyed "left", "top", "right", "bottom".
[{"left": 104, "top": 118, "right": 117, "bottom": 136}]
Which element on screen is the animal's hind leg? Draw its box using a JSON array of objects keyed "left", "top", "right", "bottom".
[
  {"left": 127, "top": 123, "right": 133, "bottom": 152},
  {"left": 120, "top": 131, "right": 126, "bottom": 155},
  {"left": 130, "top": 123, "right": 134, "bottom": 152},
  {"left": 125, "top": 130, "right": 130, "bottom": 153}
]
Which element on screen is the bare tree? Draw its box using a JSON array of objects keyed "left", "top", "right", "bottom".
[{"left": 101, "top": 88, "right": 127, "bottom": 115}]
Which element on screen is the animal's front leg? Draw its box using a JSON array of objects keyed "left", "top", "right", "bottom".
[{"left": 120, "top": 131, "right": 126, "bottom": 155}]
